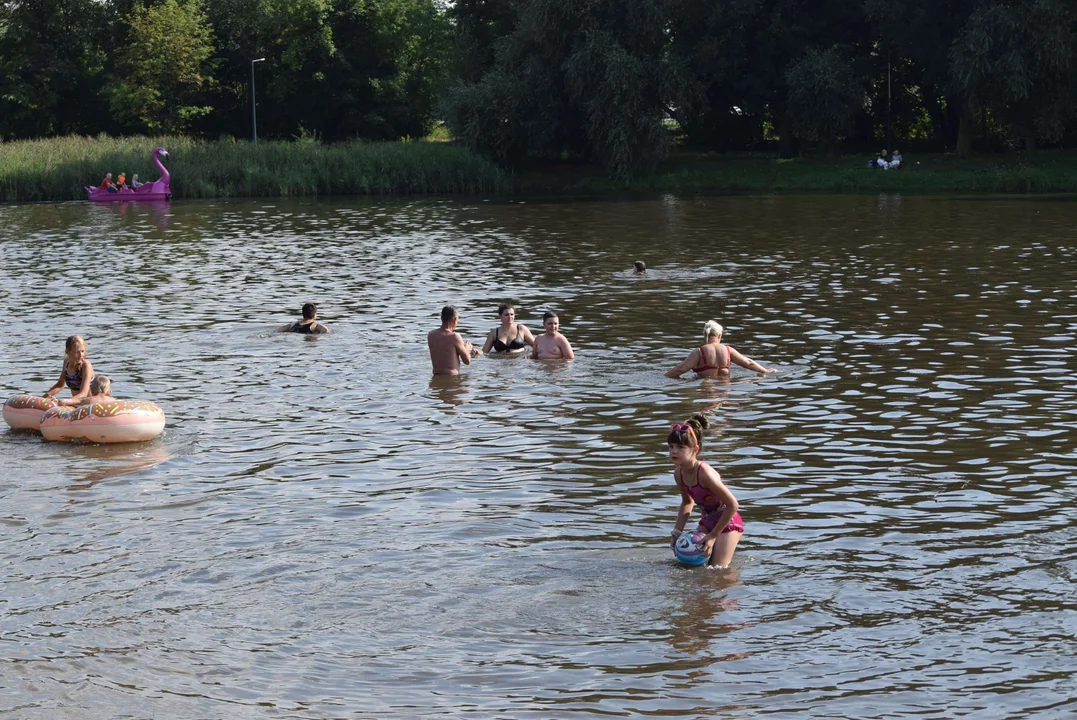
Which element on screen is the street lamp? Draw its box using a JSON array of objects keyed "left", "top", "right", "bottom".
[{"left": 250, "top": 57, "right": 266, "bottom": 144}]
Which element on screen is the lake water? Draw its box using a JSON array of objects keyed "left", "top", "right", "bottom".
[{"left": 1, "top": 195, "right": 1075, "bottom": 718}]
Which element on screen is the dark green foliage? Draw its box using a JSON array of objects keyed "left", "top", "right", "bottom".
[
  {"left": 950, "top": 0, "right": 1075, "bottom": 149},
  {"left": 0, "top": 0, "right": 111, "bottom": 139},
  {"left": 5, "top": 0, "right": 1077, "bottom": 177},
  {"left": 785, "top": 47, "right": 863, "bottom": 153},
  {"left": 445, "top": 0, "right": 689, "bottom": 181}
]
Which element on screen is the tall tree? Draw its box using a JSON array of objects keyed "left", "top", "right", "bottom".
[
  {"left": 106, "top": 0, "right": 216, "bottom": 133},
  {"left": 445, "top": 0, "right": 691, "bottom": 180},
  {"left": 200, "top": 0, "right": 449, "bottom": 141},
  {"left": 0, "top": 0, "right": 110, "bottom": 138},
  {"left": 785, "top": 47, "right": 863, "bottom": 154},
  {"left": 447, "top": 0, "right": 519, "bottom": 83},
  {"left": 950, "top": 0, "right": 1075, "bottom": 152}
]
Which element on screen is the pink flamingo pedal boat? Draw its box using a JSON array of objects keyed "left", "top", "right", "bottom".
[{"left": 86, "top": 147, "right": 172, "bottom": 202}]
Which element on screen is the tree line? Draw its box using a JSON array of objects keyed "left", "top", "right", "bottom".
[{"left": 2, "top": 0, "right": 1075, "bottom": 179}]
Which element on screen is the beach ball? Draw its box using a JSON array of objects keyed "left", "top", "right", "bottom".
[{"left": 673, "top": 532, "right": 710, "bottom": 566}]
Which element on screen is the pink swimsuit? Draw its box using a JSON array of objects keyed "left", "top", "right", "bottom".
[{"left": 679, "top": 463, "right": 744, "bottom": 534}]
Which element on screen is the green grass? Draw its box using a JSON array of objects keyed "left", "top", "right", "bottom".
[
  {"left": 515, "top": 150, "right": 1077, "bottom": 195},
  {"left": 5, "top": 135, "right": 1077, "bottom": 202},
  {"left": 0, "top": 135, "right": 507, "bottom": 202}
]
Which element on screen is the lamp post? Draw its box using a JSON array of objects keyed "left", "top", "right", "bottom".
[
  {"left": 250, "top": 57, "right": 266, "bottom": 144},
  {"left": 886, "top": 49, "right": 893, "bottom": 155}
]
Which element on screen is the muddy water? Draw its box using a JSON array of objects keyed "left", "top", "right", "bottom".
[{"left": 0, "top": 194, "right": 1074, "bottom": 718}]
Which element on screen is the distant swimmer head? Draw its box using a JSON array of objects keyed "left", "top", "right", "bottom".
[
  {"left": 302, "top": 302, "right": 317, "bottom": 320},
  {"left": 90, "top": 375, "right": 112, "bottom": 396},
  {"left": 668, "top": 413, "right": 710, "bottom": 451},
  {"left": 633, "top": 260, "right": 646, "bottom": 274},
  {"left": 703, "top": 320, "right": 723, "bottom": 340}
]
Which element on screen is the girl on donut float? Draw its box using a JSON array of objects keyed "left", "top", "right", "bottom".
[
  {"left": 668, "top": 414, "right": 743, "bottom": 567},
  {"left": 44, "top": 335, "right": 94, "bottom": 403}
]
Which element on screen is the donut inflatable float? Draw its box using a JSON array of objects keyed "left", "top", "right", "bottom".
[
  {"left": 3, "top": 395, "right": 59, "bottom": 431},
  {"left": 40, "top": 401, "right": 166, "bottom": 443}
]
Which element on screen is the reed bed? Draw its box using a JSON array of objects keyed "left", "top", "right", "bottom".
[
  {"left": 5, "top": 136, "right": 1077, "bottom": 202},
  {"left": 0, "top": 135, "right": 508, "bottom": 202}
]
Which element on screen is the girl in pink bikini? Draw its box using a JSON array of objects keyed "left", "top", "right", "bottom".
[
  {"left": 667, "top": 413, "right": 744, "bottom": 567},
  {"left": 666, "top": 320, "right": 772, "bottom": 379}
]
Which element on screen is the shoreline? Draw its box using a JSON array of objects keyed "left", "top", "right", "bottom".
[{"left": 5, "top": 136, "right": 1077, "bottom": 203}]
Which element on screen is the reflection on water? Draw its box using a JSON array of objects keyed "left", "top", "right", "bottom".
[{"left": 1, "top": 195, "right": 1075, "bottom": 717}]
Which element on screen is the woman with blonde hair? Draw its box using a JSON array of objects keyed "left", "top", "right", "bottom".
[{"left": 666, "top": 320, "right": 772, "bottom": 379}]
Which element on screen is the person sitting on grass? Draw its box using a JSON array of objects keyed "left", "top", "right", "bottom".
[{"left": 887, "top": 150, "right": 903, "bottom": 169}]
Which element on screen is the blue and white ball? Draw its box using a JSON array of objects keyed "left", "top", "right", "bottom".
[{"left": 673, "top": 532, "right": 710, "bottom": 566}]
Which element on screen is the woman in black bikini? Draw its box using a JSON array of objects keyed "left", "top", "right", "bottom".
[
  {"left": 481, "top": 303, "right": 536, "bottom": 356},
  {"left": 666, "top": 320, "right": 773, "bottom": 379}
]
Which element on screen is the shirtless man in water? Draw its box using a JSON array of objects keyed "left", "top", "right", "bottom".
[
  {"left": 428, "top": 305, "right": 482, "bottom": 375},
  {"left": 533, "top": 311, "right": 575, "bottom": 360}
]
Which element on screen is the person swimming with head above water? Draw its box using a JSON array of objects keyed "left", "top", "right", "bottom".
[
  {"left": 666, "top": 320, "right": 772, "bottom": 379},
  {"left": 287, "top": 303, "right": 329, "bottom": 334},
  {"left": 44, "top": 335, "right": 95, "bottom": 403},
  {"left": 481, "top": 303, "right": 536, "bottom": 356},
  {"left": 429, "top": 305, "right": 482, "bottom": 375},
  {"left": 633, "top": 260, "right": 646, "bottom": 275},
  {"left": 533, "top": 311, "right": 575, "bottom": 360},
  {"left": 667, "top": 413, "right": 743, "bottom": 568}
]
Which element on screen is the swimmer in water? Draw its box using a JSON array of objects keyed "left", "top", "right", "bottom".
[
  {"left": 633, "top": 260, "right": 646, "bottom": 275},
  {"left": 481, "top": 303, "right": 536, "bottom": 356},
  {"left": 287, "top": 303, "right": 329, "bottom": 334},
  {"left": 60, "top": 375, "right": 115, "bottom": 406},
  {"left": 429, "top": 305, "right": 482, "bottom": 375},
  {"left": 44, "top": 335, "right": 94, "bottom": 403},
  {"left": 533, "top": 311, "right": 575, "bottom": 360},
  {"left": 668, "top": 413, "right": 743, "bottom": 568},
  {"left": 666, "top": 320, "right": 772, "bottom": 379}
]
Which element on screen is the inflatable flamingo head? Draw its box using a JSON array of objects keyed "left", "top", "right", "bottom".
[{"left": 154, "top": 147, "right": 170, "bottom": 159}]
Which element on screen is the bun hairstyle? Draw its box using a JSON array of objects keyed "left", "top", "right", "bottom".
[
  {"left": 667, "top": 413, "right": 710, "bottom": 450},
  {"left": 703, "top": 320, "right": 723, "bottom": 340}
]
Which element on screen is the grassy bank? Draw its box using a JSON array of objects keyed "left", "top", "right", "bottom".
[
  {"left": 517, "top": 150, "right": 1077, "bottom": 195},
  {"left": 5, "top": 136, "right": 1077, "bottom": 202},
  {"left": 0, "top": 135, "right": 507, "bottom": 202}
]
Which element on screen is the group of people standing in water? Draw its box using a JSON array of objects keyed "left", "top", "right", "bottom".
[
  {"left": 35, "top": 275, "right": 775, "bottom": 569},
  {"left": 427, "top": 303, "right": 575, "bottom": 375},
  {"left": 422, "top": 278, "right": 775, "bottom": 568}
]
